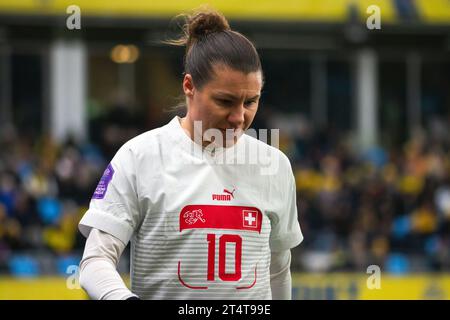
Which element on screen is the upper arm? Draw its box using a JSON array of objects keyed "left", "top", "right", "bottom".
[
  {"left": 79, "top": 144, "right": 142, "bottom": 245},
  {"left": 270, "top": 250, "right": 291, "bottom": 276},
  {"left": 269, "top": 155, "right": 304, "bottom": 252}
]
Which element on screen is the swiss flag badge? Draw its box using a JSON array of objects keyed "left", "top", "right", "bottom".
[{"left": 242, "top": 210, "right": 258, "bottom": 228}]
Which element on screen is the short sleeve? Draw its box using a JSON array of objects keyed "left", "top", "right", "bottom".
[
  {"left": 78, "top": 144, "right": 141, "bottom": 245},
  {"left": 269, "top": 156, "right": 303, "bottom": 252}
]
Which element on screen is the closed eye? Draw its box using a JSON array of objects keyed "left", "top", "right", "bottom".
[
  {"left": 216, "top": 99, "right": 234, "bottom": 106},
  {"left": 215, "top": 97, "right": 258, "bottom": 108}
]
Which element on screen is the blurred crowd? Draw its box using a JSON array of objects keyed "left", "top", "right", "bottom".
[
  {"left": 275, "top": 114, "right": 450, "bottom": 273},
  {"left": 0, "top": 110, "right": 143, "bottom": 276},
  {"left": 1, "top": 110, "right": 450, "bottom": 276}
]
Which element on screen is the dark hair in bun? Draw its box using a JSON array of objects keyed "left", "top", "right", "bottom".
[
  {"left": 187, "top": 10, "right": 230, "bottom": 44},
  {"left": 166, "top": 7, "right": 263, "bottom": 90}
]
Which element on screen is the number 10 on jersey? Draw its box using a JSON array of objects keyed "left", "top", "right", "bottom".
[{"left": 207, "top": 234, "right": 242, "bottom": 281}]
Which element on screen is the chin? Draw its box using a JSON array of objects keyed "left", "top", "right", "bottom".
[{"left": 224, "top": 137, "right": 241, "bottom": 148}]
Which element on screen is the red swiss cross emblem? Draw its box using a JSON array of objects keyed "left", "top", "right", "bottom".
[{"left": 242, "top": 210, "right": 258, "bottom": 228}]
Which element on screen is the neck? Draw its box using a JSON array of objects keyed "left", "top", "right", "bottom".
[{"left": 179, "top": 116, "right": 210, "bottom": 148}]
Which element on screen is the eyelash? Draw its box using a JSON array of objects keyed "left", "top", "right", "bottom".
[
  {"left": 217, "top": 99, "right": 256, "bottom": 107},
  {"left": 217, "top": 99, "right": 233, "bottom": 106}
]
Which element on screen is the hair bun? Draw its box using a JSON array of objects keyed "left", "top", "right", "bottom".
[{"left": 188, "top": 10, "right": 230, "bottom": 40}]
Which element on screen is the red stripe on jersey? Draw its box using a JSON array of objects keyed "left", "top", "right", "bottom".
[
  {"left": 236, "top": 265, "right": 257, "bottom": 290},
  {"left": 178, "top": 261, "right": 208, "bottom": 290},
  {"left": 179, "top": 205, "right": 262, "bottom": 233}
]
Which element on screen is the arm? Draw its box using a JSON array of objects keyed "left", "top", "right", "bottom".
[
  {"left": 270, "top": 249, "right": 292, "bottom": 300},
  {"left": 79, "top": 228, "right": 138, "bottom": 300}
]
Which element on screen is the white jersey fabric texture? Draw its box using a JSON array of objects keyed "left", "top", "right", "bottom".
[
  {"left": 79, "top": 229, "right": 292, "bottom": 300},
  {"left": 79, "top": 116, "right": 303, "bottom": 300}
]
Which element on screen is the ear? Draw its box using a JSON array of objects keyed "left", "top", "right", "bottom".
[{"left": 183, "top": 74, "right": 195, "bottom": 97}]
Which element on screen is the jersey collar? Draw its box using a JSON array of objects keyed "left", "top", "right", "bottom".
[{"left": 168, "top": 116, "right": 244, "bottom": 160}]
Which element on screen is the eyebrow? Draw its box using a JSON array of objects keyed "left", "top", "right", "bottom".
[{"left": 214, "top": 92, "right": 260, "bottom": 100}]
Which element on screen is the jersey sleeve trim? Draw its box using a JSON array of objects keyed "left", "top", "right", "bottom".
[
  {"left": 78, "top": 208, "right": 134, "bottom": 245},
  {"left": 269, "top": 222, "right": 303, "bottom": 252}
]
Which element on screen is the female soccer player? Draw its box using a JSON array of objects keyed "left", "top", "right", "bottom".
[{"left": 78, "top": 8, "right": 303, "bottom": 300}]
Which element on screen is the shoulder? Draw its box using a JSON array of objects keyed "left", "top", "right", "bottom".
[
  {"left": 241, "top": 133, "right": 293, "bottom": 172},
  {"left": 107, "top": 123, "right": 174, "bottom": 176},
  {"left": 115, "top": 122, "right": 171, "bottom": 159}
]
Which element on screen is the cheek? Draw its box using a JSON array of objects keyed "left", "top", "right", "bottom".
[
  {"left": 244, "top": 107, "right": 258, "bottom": 124},
  {"left": 190, "top": 95, "right": 207, "bottom": 119},
  {"left": 190, "top": 96, "right": 215, "bottom": 124}
]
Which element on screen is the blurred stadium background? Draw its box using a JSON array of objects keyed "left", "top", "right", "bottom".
[{"left": 0, "top": 0, "right": 449, "bottom": 299}]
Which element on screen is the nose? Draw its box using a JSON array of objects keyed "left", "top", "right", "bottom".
[{"left": 227, "top": 103, "right": 245, "bottom": 128}]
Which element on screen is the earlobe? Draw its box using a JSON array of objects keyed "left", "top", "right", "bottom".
[
  {"left": 185, "top": 88, "right": 194, "bottom": 97},
  {"left": 184, "top": 87, "right": 193, "bottom": 97}
]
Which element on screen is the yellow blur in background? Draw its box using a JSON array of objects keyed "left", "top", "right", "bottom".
[
  {"left": 1, "top": 274, "right": 450, "bottom": 300},
  {"left": 292, "top": 273, "right": 450, "bottom": 300},
  {"left": 0, "top": 0, "right": 449, "bottom": 23},
  {"left": 0, "top": 276, "right": 88, "bottom": 300}
]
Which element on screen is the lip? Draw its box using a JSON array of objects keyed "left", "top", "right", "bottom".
[
  {"left": 219, "top": 128, "right": 240, "bottom": 132},
  {"left": 220, "top": 129, "right": 244, "bottom": 142}
]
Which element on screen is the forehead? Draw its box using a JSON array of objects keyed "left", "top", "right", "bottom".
[{"left": 203, "top": 64, "right": 263, "bottom": 97}]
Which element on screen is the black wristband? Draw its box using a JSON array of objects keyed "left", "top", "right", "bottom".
[{"left": 126, "top": 296, "right": 140, "bottom": 300}]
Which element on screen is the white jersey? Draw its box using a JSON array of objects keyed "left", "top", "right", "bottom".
[{"left": 79, "top": 116, "right": 303, "bottom": 300}]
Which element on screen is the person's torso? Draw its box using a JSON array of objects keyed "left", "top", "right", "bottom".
[{"left": 129, "top": 123, "right": 281, "bottom": 299}]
